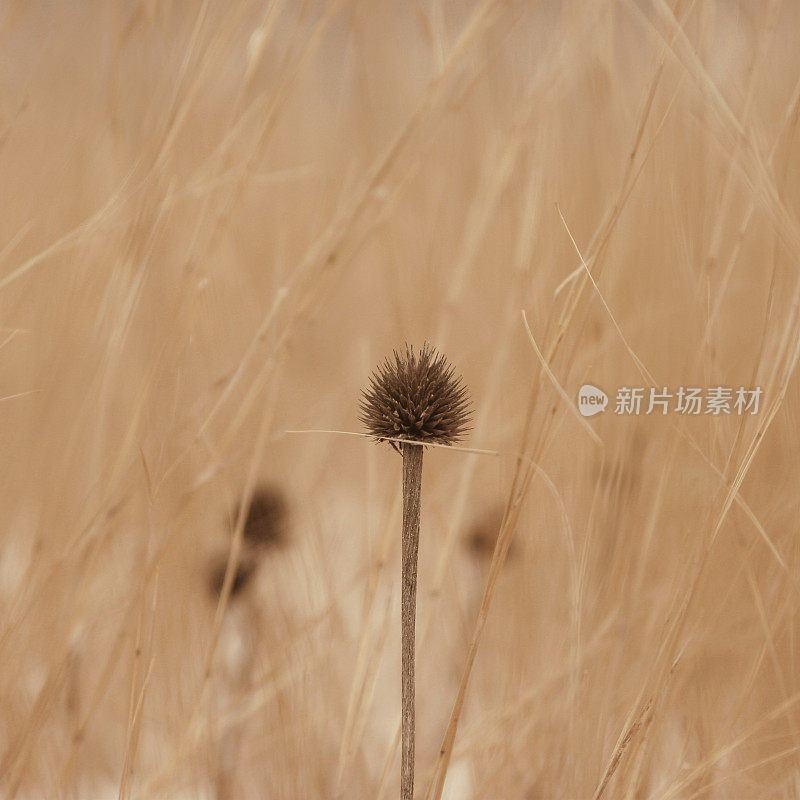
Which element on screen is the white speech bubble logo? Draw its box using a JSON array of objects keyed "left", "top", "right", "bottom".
[{"left": 577, "top": 384, "right": 608, "bottom": 417}]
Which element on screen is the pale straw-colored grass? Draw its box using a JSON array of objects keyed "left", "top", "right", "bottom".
[{"left": 1, "top": 1, "right": 800, "bottom": 798}]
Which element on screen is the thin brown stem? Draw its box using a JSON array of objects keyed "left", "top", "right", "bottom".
[{"left": 401, "top": 442, "right": 423, "bottom": 800}]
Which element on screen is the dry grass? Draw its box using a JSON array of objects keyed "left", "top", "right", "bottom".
[{"left": 2, "top": 0, "right": 800, "bottom": 797}]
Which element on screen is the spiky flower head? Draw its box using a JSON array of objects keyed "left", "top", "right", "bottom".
[{"left": 359, "top": 343, "right": 472, "bottom": 452}]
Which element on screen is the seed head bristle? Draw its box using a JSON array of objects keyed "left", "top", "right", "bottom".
[{"left": 359, "top": 343, "right": 472, "bottom": 452}]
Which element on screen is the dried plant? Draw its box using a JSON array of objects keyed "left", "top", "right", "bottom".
[{"left": 360, "top": 343, "right": 471, "bottom": 800}]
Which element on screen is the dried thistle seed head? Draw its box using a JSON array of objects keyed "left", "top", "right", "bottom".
[{"left": 359, "top": 343, "right": 472, "bottom": 452}]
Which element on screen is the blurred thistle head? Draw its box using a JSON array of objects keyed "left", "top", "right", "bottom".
[
  {"left": 207, "top": 557, "right": 255, "bottom": 600},
  {"left": 359, "top": 343, "right": 472, "bottom": 452},
  {"left": 229, "top": 484, "right": 289, "bottom": 550},
  {"left": 464, "top": 505, "right": 513, "bottom": 560}
]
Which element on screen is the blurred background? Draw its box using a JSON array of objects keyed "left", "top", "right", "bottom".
[{"left": 1, "top": 0, "right": 800, "bottom": 797}]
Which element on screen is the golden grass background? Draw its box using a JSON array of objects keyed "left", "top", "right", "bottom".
[{"left": 2, "top": 0, "right": 800, "bottom": 797}]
